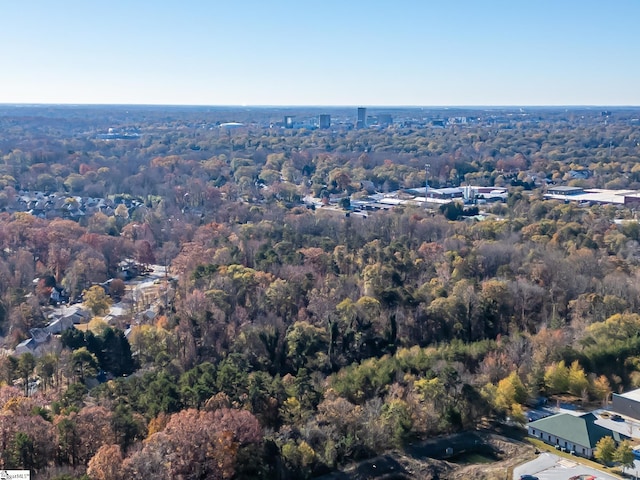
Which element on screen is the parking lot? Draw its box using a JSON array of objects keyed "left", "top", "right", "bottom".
[{"left": 513, "top": 453, "right": 621, "bottom": 480}]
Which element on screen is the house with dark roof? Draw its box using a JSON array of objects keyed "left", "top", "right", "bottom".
[{"left": 527, "top": 412, "right": 626, "bottom": 458}]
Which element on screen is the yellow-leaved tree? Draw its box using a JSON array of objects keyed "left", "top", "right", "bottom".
[
  {"left": 493, "top": 371, "right": 528, "bottom": 422},
  {"left": 83, "top": 285, "right": 112, "bottom": 316}
]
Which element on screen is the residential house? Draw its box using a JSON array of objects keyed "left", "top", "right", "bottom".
[
  {"left": 103, "top": 303, "right": 128, "bottom": 325},
  {"left": 46, "top": 316, "right": 75, "bottom": 334},
  {"left": 15, "top": 328, "right": 52, "bottom": 357},
  {"left": 118, "top": 261, "right": 140, "bottom": 280},
  {"left": 15, "top": 338, "right": 39, "bottom": 356},
  {"left": 48, "top": 305, "right": 91, "bottom": 325},
  {"left": 138, "top": 308, "right": 156, "bottom": 323},
  {"left": 49, "top": 286, "right": 69, "bottom": 305}
]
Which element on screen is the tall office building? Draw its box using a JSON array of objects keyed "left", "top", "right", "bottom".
[
  {"left": 284, "top": 116, "right": 294, "bottom": 129},
  {"left": 319, "top": 114, "right": 331, "bottom": 129},
  {"left": 356, "top": 107, "right": 366, "bottom": 129},
  {"left": 377, "top": 113, "right": 393, "bottom": 126}
]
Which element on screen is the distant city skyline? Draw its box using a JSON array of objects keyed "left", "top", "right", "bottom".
[{"left": 1, "top": 1, "right": 639, "bottom": 106}]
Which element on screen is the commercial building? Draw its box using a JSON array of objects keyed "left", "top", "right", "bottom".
[
  {"left": 404, "top": 186, "right": 508, "bottom": 204},
  {"left": 612, "top": 389, "right": 640, "bottom": 420},
  {"left": 356, "top": 107, "right": 367, "bottom": 129},
  {"left": 319, "top": 114, "right": 331, "bottom": 129},
  {"left": 544, "top": 187, "right": 637, "bottom": 205},
  {"left": 527, "top": 412, "right": 626, "bottom": 459},
  {"left": 547, "top": 186, "right": 584, "bottom": 196},
  {"left": 377, "top": 113, "right": 393, "bottom": 126}
]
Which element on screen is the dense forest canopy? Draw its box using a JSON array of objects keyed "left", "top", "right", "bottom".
[{"left": 0, "top": 105, "right": 640, "bottom": 478}]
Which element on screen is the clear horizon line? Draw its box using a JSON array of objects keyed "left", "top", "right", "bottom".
[{"left": 1, "top": 102, "right": 639, "bottom": 109}]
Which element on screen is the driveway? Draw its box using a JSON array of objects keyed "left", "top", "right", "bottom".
[{"left": 513, "top": 453, "right": 621, "bottom": 480}]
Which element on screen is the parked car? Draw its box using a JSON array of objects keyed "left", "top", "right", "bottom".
[
  {"left": 520, "top": 475, "right": 539, "bottom": 480},
  {"left": 611, "top": 414, "right": 624, "bottom": 421}
]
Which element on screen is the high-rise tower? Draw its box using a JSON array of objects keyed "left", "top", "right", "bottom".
[
  {"left": 356, "top": 107, "right": 366, "bottom": 129},
  {"left": 319, "top": 114, "right": 331, "bottom": 129}
]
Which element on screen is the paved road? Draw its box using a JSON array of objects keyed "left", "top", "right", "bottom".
[{"left": 513, "top": 453, "right": 621, "bottom": 480}]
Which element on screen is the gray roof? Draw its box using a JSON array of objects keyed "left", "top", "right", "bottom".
[
  {"left": 529, "top": 412, "right": 625, "bottom": 448},
  {"left": 29, "top": 328, "right": 51, "bottom": 344},
  {"left": 548, "top": 186, "right": 583, "bottom": 193},
  {"left": 437, "top": 187, "right": 464, "bottom": 194},
  {"left": 46, "top": 316, "right": 75, "bottom": 334},
  {"left": 15, "top": 338, "right": 35, "bottom": 350}
]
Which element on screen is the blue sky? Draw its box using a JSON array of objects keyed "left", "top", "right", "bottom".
[{"left": 1, "top": 1, "right": 638, "bottom": 106}]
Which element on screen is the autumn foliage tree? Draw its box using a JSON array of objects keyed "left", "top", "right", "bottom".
[
  {"left": 87, "top": 444, "right": 124, "bottom": 480},
  {"left": 120, "top": 408, "right": 262, "bottom": 479},
  {"left": 4, "top": 106, "right": 640, "bottom": 478},
  {"left": 83, "top": 285, "right": 111, "bottom": 316},
  {"left": 0, "top": 411, "right": 55, "bottom": 472}
]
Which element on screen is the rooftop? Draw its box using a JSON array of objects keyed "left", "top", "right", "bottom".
[
  {"left": 528, "top": 412, "right": 625, "bottom": 448},
  {"left": 617, "top": 388, "right": 640, "bottom": 402},
  {"left": 548, "top": 186, "right": 584, "bottom": 193},
  {"left": 544, "top": 188, "right": 639, "bottom": 205}
]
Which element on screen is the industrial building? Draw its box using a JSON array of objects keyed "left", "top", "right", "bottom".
[
  {"left": 612, "top": 389, "right": 640, "bottom": 420},
  {"left": 405, "top": 186, "right": 508, "bottom": 205},
  {"left": 544, "top": 187, "right": 639, "bottom": 205}
]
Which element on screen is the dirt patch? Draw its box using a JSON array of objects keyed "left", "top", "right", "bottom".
[
  {"left": 448, "top": 435, "right": 535, "bottom": 480},
  {"left": 317, "top": 431, "right": 536, "bottom": 480}
]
